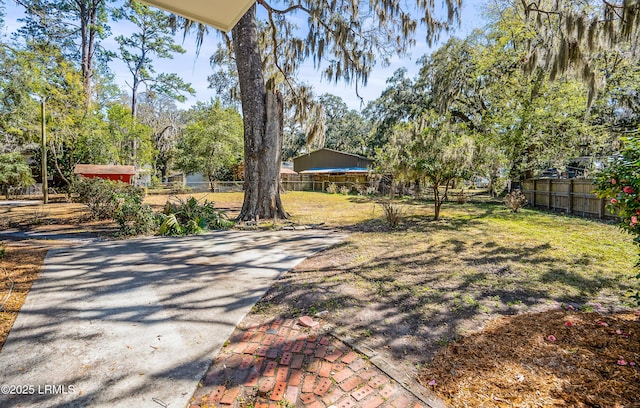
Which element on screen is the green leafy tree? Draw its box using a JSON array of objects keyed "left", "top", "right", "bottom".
[
  {"left": 518, "top": 0, "right": 640, "bottom": 105},
  {"left": 114, "top": 0, "right": 194, "bottom": 119},
  {"left": 0, "top": 152, "right": 35, "bottom": 198},
  {"left": 175, "top": 100, "right": 243, "bottom": 190},
  {"left": 15, "top": 0, "right": 114, "bottom": 104},
  {"left": 365, "top": 68, "right": 423, "bottom": 150},
  {"left": 0, "top": 46, "right": 39, "bottom": 152},
  {"left": 136, "top": 92, "right": 185, "bottom": 181},
  {"left": 380, "top": 112, "right": 476, "bottom": 220},
  {"left": 591, "top": 51, "right": 640, "bottom": 138},
  {"left": 106, "top": 103, "right": 154, "bottom": 166},
  {"left": 20, "top": 42, "right": 110, "bottom": 185},
  {"left": 476, "top": 4, "right": 597, "bottom": 181},
  {"left": 318, "top": 94, "right": 370, "bottom": 155}
]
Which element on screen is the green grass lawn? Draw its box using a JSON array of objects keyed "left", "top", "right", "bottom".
[
  {"left": 146, "top": 189, "right": 636, "bottom": 326},
  {"left": 228, "top": 191, "right": 638, "bottom": 378},
  {"left": 159, "top": 191, "right": 635, "bottom": 310}
]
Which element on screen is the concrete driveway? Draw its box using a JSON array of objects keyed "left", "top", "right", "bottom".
[{"left": 0, "top": 229, "right": 344, "bottom": 408}]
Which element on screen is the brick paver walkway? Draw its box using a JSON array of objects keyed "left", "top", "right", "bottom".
[{"left": 189, "top": 317, "right": 427, "bottom": 408}]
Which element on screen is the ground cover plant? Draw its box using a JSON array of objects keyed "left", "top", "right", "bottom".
[
  {"left": 157, "top": 196, "right": 234, "bottom": 236},
  {"left": 0, "top": 191, "right": 637, "bottom": 406}
]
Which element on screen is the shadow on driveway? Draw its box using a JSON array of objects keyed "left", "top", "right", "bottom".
[{"left": 0, "top": 229, "right": 344, "bottom": 408}]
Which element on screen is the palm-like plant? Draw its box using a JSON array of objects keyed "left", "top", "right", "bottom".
[{"left": 158, "top": 196, "right": 233, "bottom": 236}]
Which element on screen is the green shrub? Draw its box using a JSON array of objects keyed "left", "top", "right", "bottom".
[
  {"left": 71, "top": 177, "right": 144, "bottom": 220},
  {"left": 113, "top": 197, "right": 155, "bottom": 236},
  {"left": 595, "top": 135, "right": 640, "bottom": 304},
  {"left": 70, "top": 177, "right": 154, "bottom": 236},
  {"left": 158, "top": 196, "right": 233, "bottom": 236}
]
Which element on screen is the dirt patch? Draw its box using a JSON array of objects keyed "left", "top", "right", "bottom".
[
  {"left": 0, "top": 201, "right": 118, "bottom": 237},
  {"left": 420, "top": 309, "right": 640, "bottom": 407}
]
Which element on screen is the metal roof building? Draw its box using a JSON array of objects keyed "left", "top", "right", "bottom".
[{"left": 292, "top": 149, "right": 373, "bottom": 174}]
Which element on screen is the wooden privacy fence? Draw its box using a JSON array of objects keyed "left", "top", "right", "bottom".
[{"left": 521, "top": 179, "right": 615, "bottom": 220}]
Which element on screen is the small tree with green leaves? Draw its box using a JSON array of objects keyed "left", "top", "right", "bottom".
[
  {"left": 0, "top": 152, "right": 35, "bottom": 198},
  {"left": 381, "top": 112, "right": 476, "bottom": 220},
  {"left": 175, "top": 100, "right": 243, "bottom": 190}
]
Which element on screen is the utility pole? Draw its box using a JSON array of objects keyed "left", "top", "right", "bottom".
[{"left": 41, "top": 98, "right": 48, "bottom": 204}]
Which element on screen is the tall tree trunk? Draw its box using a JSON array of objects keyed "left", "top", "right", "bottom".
[
  {"left": 433, "top": 185, "right": 440, "bottom": 220},
  {"left": 233, "top": 5, "right": 288, "bottom": 221},
  {"left": 76, "top": 0, "right": 101, "bottom": 107}
]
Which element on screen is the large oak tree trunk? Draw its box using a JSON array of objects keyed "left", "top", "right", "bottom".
[{"left": 232, "top": 4, "right": 288, "bottom": 221}]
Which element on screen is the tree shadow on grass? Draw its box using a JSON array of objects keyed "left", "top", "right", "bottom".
[
  {"left": 255, "top": 206, "right": 634, "bottom": 385},
  {"left": 343, "top": 201, "right": 503, "bottom": 233}
]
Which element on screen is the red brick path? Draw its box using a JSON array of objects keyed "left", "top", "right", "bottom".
[{"left": 189, "top": 317, "right": 426, "bottom": 408}]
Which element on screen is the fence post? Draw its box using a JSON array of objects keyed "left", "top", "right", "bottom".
[
  {"left": 532, "top": 180, "right": 537, "bottom": 209},
  {"left": 567, "top": 179, "right": 573, "bottom": 215},
  {"left": 599, "top": 197, "right": 605, "bottom": 219},
  {"left": 547, "top": 179, "right": 552, "bottom": 210}
]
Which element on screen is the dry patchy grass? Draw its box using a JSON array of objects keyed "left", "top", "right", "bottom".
[{"left": 144, "top": 191, "right": 383, "bottom": 227}]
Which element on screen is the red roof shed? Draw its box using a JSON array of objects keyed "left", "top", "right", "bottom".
[{"left": 74, "top": 164, "right": 137, "bottom": 184}]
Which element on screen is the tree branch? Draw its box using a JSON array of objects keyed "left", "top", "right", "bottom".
[
  {"left": 265, "top": 7, "right": 297, "bottom": 95},
  {"left": 257, "top": 0, "right": 308, "bottom": 15}
]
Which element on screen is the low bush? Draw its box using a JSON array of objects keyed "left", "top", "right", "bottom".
[
  {"left": 504, "top": 189, "right": 527, "bottom": 212},
  {"left": 326, "top": 183, "right": 338, "bottom": 194},
  {"left": 339, "top": 185, "right": 351, "bottom": 195},
  {"left": 113, "top": 197, "right": 155, "bottom": 236},
  {"left": 71, "top": 177, "right": 146, "bottom": 220},
  {"left": 158, "top": 196, "right": 233, "bottom": 236},
  {"left": 595, "top": 135, "right": 640, "bottom": 304},
  {"left": 71, "top": 177, "right": 154, "bottom": 236},
  {"left": 379, "top": 200, "right": 403, "bottom": 228}
]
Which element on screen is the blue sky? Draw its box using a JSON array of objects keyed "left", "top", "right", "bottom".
[{"left": 2, "top": 0, "right": 487, "bottom": 111}]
